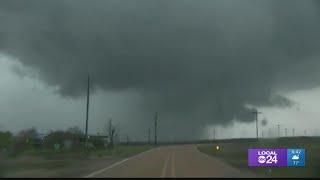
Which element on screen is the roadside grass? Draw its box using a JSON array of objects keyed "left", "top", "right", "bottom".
[
  {"left": 92, "top": 145, "right": 154, "bottom": 158},
  {"left": 7, "top": 148, "right": 86, "bottom": 160},
  {"left": 6, "top": 145, "right": 154, "bottom": 160},
  {"left": 0, "top": 168, "right": 3, "bottom": 177},
  {"left": 0, "top": 159, "right": 72, "bottom": 177},
  {"left": 0, "top": 145, "right": 154, "bottom": 177},
  {"left": 197, "top": 137, "right": 320, "bottom": 178}
]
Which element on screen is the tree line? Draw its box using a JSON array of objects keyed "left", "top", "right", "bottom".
[{"left": 0, "top": 118, "right": 120, "bottom": 156}]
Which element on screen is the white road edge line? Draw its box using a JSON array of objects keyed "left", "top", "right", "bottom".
[
  {"left": 171, "top": 152, "right": 176, "bottom": 178},
  {"left": 84, "top": 148, "right": 156, "bottom": 178},
  {"left": 161, "top": 154, "right": 171, "bottom": 178}
]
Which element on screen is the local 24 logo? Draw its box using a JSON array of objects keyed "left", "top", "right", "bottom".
[{"left": 257, "top": 150, "right": 278, "bottom": 164}]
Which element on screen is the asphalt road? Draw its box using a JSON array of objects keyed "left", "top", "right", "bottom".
[{"left": 85, "top": 145, "right": 257, "bottom": 178}]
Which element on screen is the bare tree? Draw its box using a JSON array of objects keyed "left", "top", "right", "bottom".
[
  {"left": 67, "top": 126, "right": 84, "bottom": 136},
  {"left": 106, "top": 118, "right": 118, "bottom": 148},
  {"left": 114, "top": 128, "right": 120, "bottom": 145}
]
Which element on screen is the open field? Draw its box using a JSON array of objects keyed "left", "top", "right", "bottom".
[
  {"left": 0, "top": 145, "right": 154, "bottom": 178},
  {"left": 92, "top": 145, "right": 154, "bottom": 158},
  {"left": 197, "top": 137, "right": 320, "bottom": 178}
]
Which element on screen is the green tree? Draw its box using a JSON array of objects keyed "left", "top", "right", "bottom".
[
  {"left": 0, "top": 131, "right": 13, "bottom": 149},
  {"left": 43, "top": 130, "right": 71, "bottom": 149},
  {"left": 11, "top": 127, "right": 39, "bottom": 154}
]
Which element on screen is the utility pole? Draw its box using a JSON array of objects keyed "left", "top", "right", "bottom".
[
  {"left": 154, "top": 112, "right": 159, "bottom": 145},
  {"left": 292, "top": 128, "right": 295, "bottom": 137},
  {"left": 285, "top": 128, "right": 288, "bottom": 137},
  {"left": 213, "top": 127, "right": 216, "bottom": 140},
  {"left": 148, "top": 128, "right": 151, "bottom": 144},
  {"left": 304, "top": 129, "right": 307, "bottom": 136},
  {"left": 85, "top": 75, "right": 90, "bottom": 151},
  {"left": 126, "top": 135, "right": 129, "bottom": 145},
  {"left": 268, "top": 128, "right": 271, "bottom": 138},
  {"left": 277, "top": 124, "right": 280, "bottom": 138},
  {"left": 251, "top": 110, "right": 262, "bottom": 140}
]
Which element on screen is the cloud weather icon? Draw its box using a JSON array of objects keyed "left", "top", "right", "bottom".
[{"left": 292, "top": 155, "right": 299, "bottom": 160}]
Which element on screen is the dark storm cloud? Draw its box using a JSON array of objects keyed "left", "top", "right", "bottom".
[{"left": 1, "top": 0, "right": 320, "bottom": 137}]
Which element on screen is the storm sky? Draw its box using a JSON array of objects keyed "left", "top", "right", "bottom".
[{"left": 0, "top": 0, "right": 320, "bottom": 140}]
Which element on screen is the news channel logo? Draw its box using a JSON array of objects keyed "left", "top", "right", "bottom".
[{"left": 248, "top": 148, "right": 305, "bottom": 167}]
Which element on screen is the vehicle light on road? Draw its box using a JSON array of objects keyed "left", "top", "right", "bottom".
[{"left": 216, "top": 145, "right": 220, "bottom": 151}]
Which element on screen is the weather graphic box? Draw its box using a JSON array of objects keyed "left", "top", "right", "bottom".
[{"left": 287, "top": 149, "right": 305, "bottom": 167}]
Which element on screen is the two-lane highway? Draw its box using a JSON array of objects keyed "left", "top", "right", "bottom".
[{"left": 85, "top": 145, "right": 257, "bottom": 178}]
